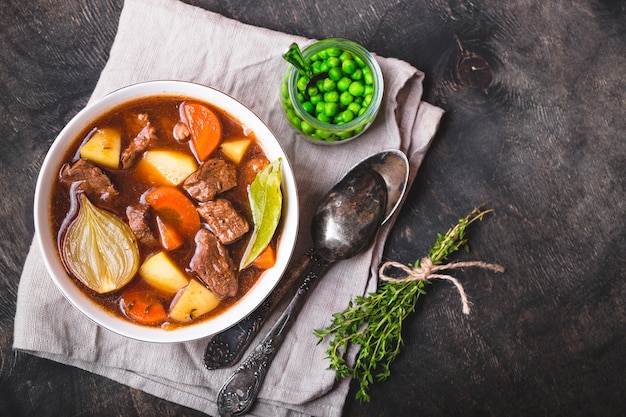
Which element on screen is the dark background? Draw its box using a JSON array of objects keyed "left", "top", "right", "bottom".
[{"left": 1, "top": 0, "right": 624, "bottom": 416}]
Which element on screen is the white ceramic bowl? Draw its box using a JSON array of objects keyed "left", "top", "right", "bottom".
[{"left": 34, "top": 80, "right": 299, "bottom": 343}]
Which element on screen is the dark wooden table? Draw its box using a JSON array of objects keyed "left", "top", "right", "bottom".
[{"left": 1, "top": 1, "right": 624, "bottom": 416}]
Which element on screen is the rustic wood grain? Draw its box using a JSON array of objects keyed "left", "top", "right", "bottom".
[{"left": 1, "top": 0, "right": 624, "bottom": 416}]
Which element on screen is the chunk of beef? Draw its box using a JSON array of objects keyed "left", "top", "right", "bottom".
[
  {"left": 126, "top": 204, "right": 158, "bottom": 248},
  {"left": 60, "top": 158, "right": 119, "bottom": 201},
  {"left": 183, "top": 159, "right": 237, "bottom": 203},
  {"left": 121, "top": 113, "right": 158, "bottom": 169},
  {"left": 190, "top": 228, "right": 237, "bottom": 299},
  {"left": 197, "top": 198, "right": 249, "bottom": 244}
]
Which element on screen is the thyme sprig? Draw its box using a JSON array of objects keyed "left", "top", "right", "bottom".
[{"left": 314, "top": 207, "right": 495, "bottom": 402}]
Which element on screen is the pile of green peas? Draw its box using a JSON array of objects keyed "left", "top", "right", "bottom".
[{"left": 281, "top": 43, "right": 379, "bottom": 143}]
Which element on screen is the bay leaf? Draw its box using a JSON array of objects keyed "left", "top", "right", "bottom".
[{"left": 240, "top": 158, "right": 283, "bottom": 269}]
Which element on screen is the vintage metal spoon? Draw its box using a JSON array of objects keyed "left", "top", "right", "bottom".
[
  {"left": 216, "top": 150, "right": 409, "bottom": 417},
  {"left": 204, "top": 149, "right": 409, "bottom": 369}
]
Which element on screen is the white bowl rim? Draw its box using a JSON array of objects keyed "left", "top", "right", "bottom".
[{"left": 34, "top": 80, "right": 299, "bottom": 343}]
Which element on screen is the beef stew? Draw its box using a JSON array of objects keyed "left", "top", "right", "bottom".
[{"left": 50, "top": 96, "right": 281, "bottom": 329}]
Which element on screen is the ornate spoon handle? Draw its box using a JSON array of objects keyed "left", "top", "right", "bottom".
[
  {"left": 216, "top": 252, "right": 330, "bottom": 417},
  {"left": 204, "top": 248, "right": 316, "bottom": 369}
]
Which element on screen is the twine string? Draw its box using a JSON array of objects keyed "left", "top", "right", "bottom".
[{"left": 379, "top": 257, "right": 505, "bottom": 315}]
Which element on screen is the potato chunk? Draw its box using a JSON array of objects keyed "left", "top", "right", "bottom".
[
  {"left": 221, "top": 138, "right": 251, "bottom": 164},
  {"left": 136, "top": 149, "right": 198, "bottom": 186},
  {"left": 169, "top": 279, "right": 221, "bottom": 323},
  {"left": 138, "top": 251, "right": 189, "bottom": 295},
  {"left": 80, "top": 128, "right": 121, "bottom": 169}
]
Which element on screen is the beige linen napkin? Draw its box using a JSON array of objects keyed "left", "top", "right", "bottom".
[{"left": 14, "top": 0, "right": 443, "bottom": 415}]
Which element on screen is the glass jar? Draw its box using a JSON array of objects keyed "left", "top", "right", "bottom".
[{"left": 281, "top": 38, "right": 384, "bottom": 145}]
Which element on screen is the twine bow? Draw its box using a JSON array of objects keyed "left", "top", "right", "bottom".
[{"left": 379, "top": 257, "right": 505, "bottom": 315}]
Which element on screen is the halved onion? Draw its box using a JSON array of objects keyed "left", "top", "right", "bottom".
[{"left": 61, "top": 194, "right": 139, "bottom": 293}]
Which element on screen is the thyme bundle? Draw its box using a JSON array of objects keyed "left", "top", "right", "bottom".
[{"left": 314, "top": 207, "right": 504, "bottom": 402}]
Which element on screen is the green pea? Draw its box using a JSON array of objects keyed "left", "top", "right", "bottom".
[
  {"left": 327, "top": 56, "right": 341, "bottom": 68},
  {"left": 287, "top": 110, "right": 301, "bottom": 128},
  {"left": 339, "top": 91, "right": 354, "bottom": 107},
  {"left": 315, "top": 101, "right": 326, "bottom": 115},
  {"left": 327, "top": 47, "right": 342, "bottom": 57},
  {"left": 350, "top": 68, "right": 363, "bottom": 81},
  {"left": 341, "top": 110, "right": 355, "bottom": 123},
  {"left": 316, "top": 129, "right": 332, "bottom": 139},
  {"left": 311, "top": 60, "right": 323, "bottom": 74},
  {"left": 328, "top": 66, "right": 343, "bottom": 81},
  {"left": 362, "top": 94, "right": 372, "bottom": 107},
  {"left": 348, "top": 81, "right": 365, "bottom": 97},
  {"left": 297, "top": 76, "right": 308, "bottom": 92},
  {"left": 289, "top": 116, "right": 301, "bottom": 128},
  {"left": 337, "top": 77, "right": 352, "bottom": 92},
  {"left": 309, "top": 94, "right": 323, "bottom": 105},
  {"left": 286, "top": 108, "right": 297, "bottom": 119},
  {"left": 347, "top": 102, "right": 361, "bottom": 115},
  {"left": 363, "top": 68, "right": 374, "bottom": 85},
  {"left": 302, "top": 101, "right": 315, "bottom": 114},
  {"left": 342, "top": 60, "right": 357, "bottom": 74},
  {"left": 317, "top": 50, "right": 329, "bottom": 60},
  {"left": 319, "top": 61, "right": 330, "bottom": 73},
  {"left": 322, "top": 78, "right": 336, "bottom": 92},
  {"left": 354, "top": 55, "right": 366, "bottom": 67},
  {"left": 364, "top": 85, "right": 374, "bottom": 97},
  {"left": 281, "top": 82, "right": 289, "bottom": 98},
  {"left": 324, "top": 102, "right": 338, "bottom": 117},
  {"left": 324, "top": 90, "right": 339, "bottom": 103},
  {"left": 307, "top": 85, "right": 320, "bottom": 97},
  {"left": 317, "top": 113, "right": 331, "bottom": 123},
  {"left": 339, "top": 51, "right": 353, "bottom": 61},
  {"left": 301, "top": 120, "right": 315, "bottom": 135}
]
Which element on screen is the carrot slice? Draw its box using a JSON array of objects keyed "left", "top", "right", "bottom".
[
  {"left": 122, "top": 290, "right": 167, "bottom": 325},
  {"left": 252, "top": 245, "right": 276, "bottom": 269},
  {"left": 155, "top": 216, "right": 184, "bottom": 251},
  {"left": 182, "top": 102, "right": 222, "bottom": 162},
  {"left": 145, "top": 186, "right": 200, "bottom": 238}
]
